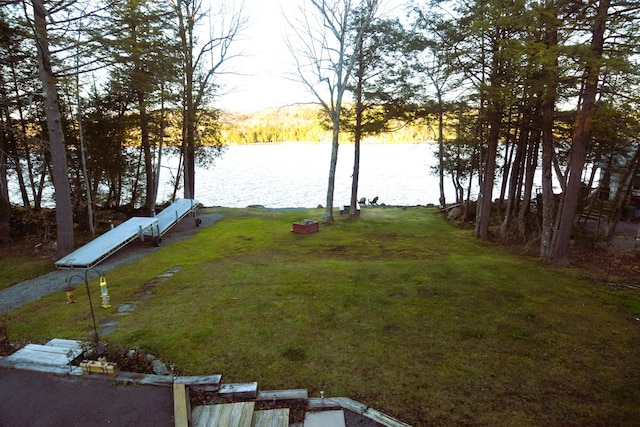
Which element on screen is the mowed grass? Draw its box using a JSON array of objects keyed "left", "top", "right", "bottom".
[
  {"left": 5, "top": 207, "right": 640, "bottom": 426},
  {"left": 0, "top": 256, "right": 54, "bottom": 292}
]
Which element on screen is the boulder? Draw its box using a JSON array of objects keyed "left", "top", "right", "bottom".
[
  {"left": 448, "top": 207, "right": 464, "bottom": 221},
  {"left": 152, "top": 359, "right": 169, "bottom": 376}
]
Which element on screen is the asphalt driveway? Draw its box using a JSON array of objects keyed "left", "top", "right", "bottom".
[{"left": 0, "top": 368, "right": 173, "bottom": 426}]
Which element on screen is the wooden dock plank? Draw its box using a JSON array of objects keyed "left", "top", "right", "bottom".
[
  {"left": 252, "top": 408, "right": 289, "bottom": 427},
  {"left": 229, "top": 402, "right": 255, "bottom": 427},
  {"left": 193, "top": 405, "right": 216, "bottom": 426}
]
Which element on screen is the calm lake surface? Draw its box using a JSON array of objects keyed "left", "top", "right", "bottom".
[
  {"left": 157, "top": 143, "right": 459, "bottom": 208},
  {"left": 8, "top": 143, "right": 464, "bottom": 208}
]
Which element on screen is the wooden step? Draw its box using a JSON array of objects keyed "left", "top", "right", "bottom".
[
  {"left": 252, "top": 408, "right": 289, "bottom": 427},
  {"left": 192, "top": 402, "right": 255, "bottom": 427}
]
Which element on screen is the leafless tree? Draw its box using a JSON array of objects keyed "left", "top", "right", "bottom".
[
  {"left": 286, "top": 0, "right": 380, "bottom": 222},
  {"left": 172, "top": 0, "right": 247, "bottom": 200}
]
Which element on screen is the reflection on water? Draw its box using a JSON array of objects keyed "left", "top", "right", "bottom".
[
  {"left": 9, "top": 143, "right": 461, "bottom": 209},
  {"left": 157, "top": 143, "right": 455, "bottom": 208}
]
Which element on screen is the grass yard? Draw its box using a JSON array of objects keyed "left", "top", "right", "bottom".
[
  {"left": 4, "top": 207, "right": 640, "bottom": 425},
  {"left": 0, "top": 255, "right": 54, "bottom": 292}
]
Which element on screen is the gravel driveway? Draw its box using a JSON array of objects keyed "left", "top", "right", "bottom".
[{"left": 0, "top": 213, "right": 223, "bottom": 314}]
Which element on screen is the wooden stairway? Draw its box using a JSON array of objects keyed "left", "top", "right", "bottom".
[
  {"left": 174, "top": 383, "right": 306, "bottom": 427},
  {"left": 190, "top": 402, "right": 290, "bottom": 427}
]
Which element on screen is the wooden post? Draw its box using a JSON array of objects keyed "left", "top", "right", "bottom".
[{"left": 173, "top": 383, "right": 191, "bottom": 427}]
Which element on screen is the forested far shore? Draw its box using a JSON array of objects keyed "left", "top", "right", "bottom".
[{"left": 219, "top": 105, "right": 437, "bottom": 144}]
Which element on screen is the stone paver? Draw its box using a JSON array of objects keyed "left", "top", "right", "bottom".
[{"left": 304, "top": 409, "right": 346, "bottom": 427}]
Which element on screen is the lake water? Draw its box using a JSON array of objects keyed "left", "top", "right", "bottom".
[
  {"left": 8, "top": 143, "right": 464, "bottom": 209},
  {"left": 9, "top": 142, "right": 595, "bottom": 211},
  {"left": 157, "top": 143, "right": 459, "bottom": 208}
]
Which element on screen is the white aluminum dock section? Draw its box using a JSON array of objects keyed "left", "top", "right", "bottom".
[
  {"left": 55, "top": 217, "right": 160, "bottom": 269},
  {"left": 55, "top": 199, "right": 199, "bottom": 270},
  {"left": 144, "top": 198, "right": 199, "bottom": 237}
]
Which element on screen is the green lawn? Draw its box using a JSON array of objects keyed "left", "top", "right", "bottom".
[
  {"left": 5, "top": 207, "right": 640, "bottom": 426},
  {"left": 0, "top": 255, "right": 54, "bottom": 292}
]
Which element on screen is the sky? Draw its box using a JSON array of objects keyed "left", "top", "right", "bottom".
[
  {"left": 214, "top": 0, "right": 408, "bottom": 112},
  {"left": 215, "top": 0, "right": 306, "bottom": 111}
]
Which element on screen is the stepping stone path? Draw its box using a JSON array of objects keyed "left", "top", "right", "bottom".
[{"left": 100, "top": 266, "right": 182, "bottom": 336}]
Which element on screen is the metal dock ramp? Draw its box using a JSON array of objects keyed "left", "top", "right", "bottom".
[
  {"left": 144, "top": 198, "right": 201, "bottom": 238},
  {"left": 55, "top": 198, "right": 199, "bottom": 269}
]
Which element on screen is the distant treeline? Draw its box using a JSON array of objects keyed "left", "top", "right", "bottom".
[{"left": 219, "top": 105, "right": 436, "bottom": 144}]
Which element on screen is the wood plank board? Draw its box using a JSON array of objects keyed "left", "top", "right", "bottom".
[
  {"left": 330, "top": 397, "right": 367, "bottom": 414},
  {"left": 193, "top": 402, "right": 255, "bottom": 427},
  {"left": 218, "top": 382, "right": 258, "bottom": 399},
  {"left": 111, "top": 371, "right": 174, "bottom": 386},
  {"left": 307, "top": 397, "right": 342, "bottom": 410},
  {"left": 174, "top": 374, "right": 222, "bottom": 392},
  {"left": 362, "top": 408, "right": 412, "bottom": 427},
  {"left": 173, "top": 383, "right": 191, "bottom": 427},
  {"left": 252, "top": 408, "right": 289, "bottom": 427},
  {"left": 256, "top": 389, "right": 307, "bottom": 401}
]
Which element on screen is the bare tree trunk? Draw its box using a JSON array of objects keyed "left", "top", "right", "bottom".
[
  {"left": 138, "top": 91, "right": 155, "bottom": 209},
  {"left": 475, "top": 105, "right": 501, "bottom": 239},
  {"left": 350, "top": 77, "right": 363, "bottom": 217},
  {"left": 501, "top": 110, "right": 526, "bottom": 238},
  {"left": 174, "top": 0, "right": 244, "bottom": 201},
  {"left": 540, "top": 0, "right": 560, "bottom": 260},
  {"left": 32, "top": 0, "right": 74, "bottom": 257},
  {"left": 518, "top": 130, "right": 540, "bottom": 239},
  {"left": 287, "top": 0, "right": 379, "bottom": 222},
  {"left": 437, "top": 93, "right": 446, "bottom": 209},
  {"left": 0, "top": 103, "right": 10, "bottom": 242},
  {"left": 152, "top": 82, "right": 167, "bottom": 212},
  {"left": 547, "top": 0, "right": 609, "bottom": 263}
]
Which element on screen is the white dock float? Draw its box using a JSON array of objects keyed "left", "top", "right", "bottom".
[{"left": 55, "top": 199, "right": 199, "bottom": 269}]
